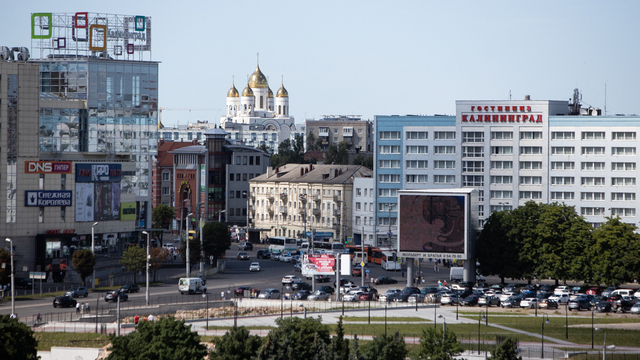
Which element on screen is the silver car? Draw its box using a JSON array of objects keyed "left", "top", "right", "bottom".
[
  {"left": 258, "top": 289, "right": 280, "bottom": 299},
  {"left": 65, "top": 287, "right": 89, "bottom": 298},
  {"left": 308, "top": 290, "right": 330, "bottom": 301},
  {"left": 630, "top": 303, "right": 640, "bottom": 314},
  {"left": 249, "top": 262, "right": 260, "bottom": 272}
]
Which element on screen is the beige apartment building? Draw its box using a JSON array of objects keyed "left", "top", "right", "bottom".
[{"left": 249, "top": 164, "right": 373, "bottom": 242}]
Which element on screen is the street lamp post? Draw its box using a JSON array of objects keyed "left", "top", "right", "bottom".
[
  {"left": 592, "top": 307, "right": 595, "bottom": 349},
  {"left": 5, "top": 238, "right": 15, "bottom": 316},
  {"left": 142, "top": 231, "right": 150, "bottom": 306},
  {"left": 438, "top": 314, "right": 446, "bottom": 342},
  {"left": 203, "top": 293, "right": 209, "bottom": 329},
  {"left": 186, "top": 212, "right": 193, "bottom": 278},
  {"left": 595, "top": 328, "right": 606, "bottom": 360},
  {"left": 541, "top": 315, "right": 550, "bottom": 358},
  {"left": 199, "top": 202, "right": 204, "bottom": 274},
  {"left": 91, "top": 222, "right": 98, "bottom": 290},
  {"left": 565, "top": 301, "right": 569, "bottom": 339},
  {"left": 478, "top": 312, "right": 486, "bottom": 354},
  {"left": 299, "top": 304, "right": 307, "bottom": 319}
]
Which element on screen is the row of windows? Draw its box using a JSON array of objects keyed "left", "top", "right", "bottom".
[
  {"left": 484, "top": 191, "right": 638, "bottom": 201},
  {"left": 552, "top": 131, "right": 637, "bottom": 140},
  {"left": 230, "top": 173, "right": 258, "bottom": 182},
  {"left": 581, "top": 207, "right": 637, "bottom": 216},
  {"left": 381, "top": 131, "right": 638, "bottom": 143},
  {"left": 235, "top": 155, "right": 261, "bottom": 166},
  {"left": 379, "top": 131, "right": 456, "bottom": 140},
  {"left": 378, "top": 174, "right": 457, "bottom": 184}
]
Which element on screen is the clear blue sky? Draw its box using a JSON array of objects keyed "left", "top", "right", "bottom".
[{"left": 5, "top": 1, "right": 639, "bottom": 127}]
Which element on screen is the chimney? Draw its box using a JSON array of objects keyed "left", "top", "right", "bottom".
[
  {"left": 300, "top": 168, "right": 304, "bottom": 177},
  {"left": 266, "top": 167, "right": 273, "bottom": 178},
  {"left": 158, "top": 138, "right": 164, "bottom": 146},
  {"left": 334, "top": 169, "right": 339, "bottom": 178},
  {"left": 524, "top": 95, "right": 531, "bottom": 100}
]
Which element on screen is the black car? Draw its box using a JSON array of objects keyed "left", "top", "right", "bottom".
[
  {"left": 394, "top": 287, "right": 421, "bottom": 302},
  {"left": 105, "top": 290, "right": 128, "bottom": 302},
  {"left": 15, "top": 278, "right": 33, "bottom": 289},
  {"left": 238, "top": 242, "right": 253, "bottom": 251},
  {"left": 313, "top": 275, "right": 331, "bottom": 283},
  {"left": 540, "top": 299, "right": 559, "bottom": 309},
  {"left": 595, "top": 301, "right": 612, "bottom": 312},
  {"left": 501, "top": 297, "right": 522, "bottom": 308},
  {"left": 120, "top": 284, "right": 140, "bottom": 293},
  {"left": 291, "top": 282, "right": 312, "bottom": 291},
  {"left": 292, "top": 290, "right": 312, "bottom": 300},
  {"left": 53, "top": 295, "right": 77, "bottom": 308},
  {"left": 373, "top": 276, "right": 398, "bottom": 285},
  {"left": 257, "top": 250, "right": 271, "bottom": 259},
  {"left": 568, "top": 298, "right": 591, "bottom": 311},
  {"left": 318, "top": 286, "right": 335, "bottom": 295},
  {"left": 461, "top": 294, "right": 480, "bottom": 306},
  {"left": 421, "top": 287, "right": 439, "bottom": 295},
  {"left": 612, "top": 297, "right": 637, "bottom": 313}
]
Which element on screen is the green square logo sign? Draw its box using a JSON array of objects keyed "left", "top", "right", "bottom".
[{"left": 32, "top": 13, "right": 53, "bottom": 39}]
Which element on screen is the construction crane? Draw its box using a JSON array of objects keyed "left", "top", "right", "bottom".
[{"left": 158, "top": 107, "right": 220, "bottom": 129}]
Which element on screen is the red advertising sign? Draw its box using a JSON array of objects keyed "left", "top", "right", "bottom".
[
  {"left": 25, "top": 161, "right": 72, "bottom": 174},
  {"left": 301, "top": 254, "right": 335, "bottom": 276}
]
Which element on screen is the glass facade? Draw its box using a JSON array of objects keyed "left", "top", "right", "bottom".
[{"left": 6, "top": 74, "right": 18, "bottom": 223}]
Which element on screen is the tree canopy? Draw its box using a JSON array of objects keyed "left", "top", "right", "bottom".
[
  {"left": 202, "top": 222, "right": 231, "bottom": 266},
  {"left": 72, "top": 249, "right": 95, "bottom": 287},
  {"left": 120, "top": 246, "right": 146, "bottom": 284},
  {"left": 152, "top": 204, "right": 175, "bottom": 245},
  {"left": 323, "top": 141, "right": 349, "bottom": 165},
  {"left": 490, "top": 338, "right": 522, "bottom": 360},
  {"left": 180, "top": 236, "right": 202, "bottom": 272},
  {"left": 209, "top": 326, "right": 262, "bottom": 360},
  {"left": 0, "top": 315, "right": 39, "bottom": 360},
  {"left": 257, "top": 317, "right": 331, "bottom": 360},
  {"left": 0, "top": 248, "right": 11, "bottom": 287},
  {"left": 360, "top": 333, "right": 408, "bottom": 360},
  {"left": 411, "top": 327, "right": 463, "bottom": 360},
  {"left": 270, "top": 134, "right": 307, "bottom": 168},
  {"left": 107, "top": 316, "right": 207, "bottom": 360},
  {"left": 149, "top": 247, "right": 170, "bottom": 282}
]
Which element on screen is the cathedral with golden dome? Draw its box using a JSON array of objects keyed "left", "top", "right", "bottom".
[{"left": 221, "top": 58, "right": 299, "bottom": 153}]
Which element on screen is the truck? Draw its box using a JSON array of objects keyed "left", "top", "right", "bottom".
[
  {"left": 449, "top": 267, "right": 464, "bottom": 282},
  {"left": 178, "top": 277, "right": 207, "bottom": 295}
]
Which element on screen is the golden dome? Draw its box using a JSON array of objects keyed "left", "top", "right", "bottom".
[
  {"left": 248, "top": 65, "right": 269, "bottom": 88},
  {"left": 276, "top": 83, "right": 288, "bottom": 98},
  {"left": 227, "top": 83, "right": 239, "bottom": 98},
  {"left": 268, "top": 87, "right": 274, "bottom": 98},
  {"left": 242, "top": 84, "right": 254, "bottom": 97}
]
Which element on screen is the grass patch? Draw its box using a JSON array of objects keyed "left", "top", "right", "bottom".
[
  {"left": 206, "top": 325, "right": 275, "bottom": 331},
  {"left": 342, "top": 316, "right": 428, "bottom": 322},
  {"left": 34, "top": 332, "right": 111, "bottom": 351}
]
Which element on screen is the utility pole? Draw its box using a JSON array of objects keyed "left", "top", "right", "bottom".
[{"left": 199, "top": 202, "right": 204, "bottom": 274}]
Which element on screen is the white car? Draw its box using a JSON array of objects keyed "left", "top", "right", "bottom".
[
  {"left": 249, "top": 262, "right": 260, "bottom": 272},
  {"left": 500, "top": 292, "right": 517, "bottom": 302},
  {"left": 634, "top": 289, "right": 640, "bottom": 299},
  {"left": 343, "top": 290, "right": 364, "bottom": 302},
  {"left": 548, "top": 294, "right": 570, "bottom": 304},
  {"left": 280, "top": 254, "right": 293, "bottom": 263},
  {"left": 554, "top": 286, "right": 571, "bottom": 295},
  {"left": 339, "top": 283, "right": 360, "bottom": 294},
  {"left": 282, "top": 275, "right": 303, "bottom": 285},
  {"left": 520, "top": 298, "right": 539, "bottom": 308}
]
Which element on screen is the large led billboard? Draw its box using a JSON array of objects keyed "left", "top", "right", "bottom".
[{"left": 398, "top": 189, "right": 477, "bottom": 260}]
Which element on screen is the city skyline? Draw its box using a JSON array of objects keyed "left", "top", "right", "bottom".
[{"left": 4, "top": 1, "right": 639, "bottom": 128}]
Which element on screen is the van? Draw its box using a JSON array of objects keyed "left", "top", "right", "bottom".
[
  {"left": 351, "top": 251, "right": 368, "bottom": 266},
  {"left": 178, "top": 277, "right": 207, "bottom": 295},
  {"left": 450, "top": 267, "right": 464, "bottom": 282},
  {"left": 611, "top": 289, "right": 634, "bottom": 297}
]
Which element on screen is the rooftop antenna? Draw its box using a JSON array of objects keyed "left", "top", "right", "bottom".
[
  {"left": 604, "top": 83, "right": 607, "bottom": 116},
  {"left": 257, "top": 52, "right": 259, "bottom": 66},
  {"left": 509, "top": 90, "right": 512, "bottom": 100}
]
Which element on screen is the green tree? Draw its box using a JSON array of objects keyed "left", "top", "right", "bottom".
[
  {"left": 257, "top": 144, "right": 272, "bottom": 154},
  {"left": 360, "top": 333, "right": 408, "bottom": 360},
  {"left": 352, "top": 154, "right": 373, "bottom": 170},
  {"left": 0, "top": 248, "right": 11, "bottom": 287},
  {"left": 257, "top": 317, "right": 331, "bottom": 360},
  {"left": 411, "top": 327, "right": 462, "bottom": 360},
  {"left": 589, "top": 216, "right": 640, "bottom": 286},
  {"left": 477, "top": 210, "right": 520, "bottom": 283},
  {"left": 202, "top": 222, "right": 231, "bottom": 267},
  {"left": 0, "top": 314, "right": 39, "bottom": 360},
  {"left": 324, "top": 142, "right": 349, "bottom": 165},
  {"left": 181, "top": 236, "right": 202, "bottom": 272},
  {"left": 107, "top": 316, "right": 207, "bottom": 360},
  {"left": 120, "top": 246, "right": 145, "bottom": 284},
  {"left": 152, "top": 204, "right": 175, "bottom": 246},
  {"left": 72, "top": 249, "right": 95, "bottom": 287},
  {"left": 348, "top": 333, "right": 363, "bottom": 360},
  {"left": 306, "top": 131, "right": 319, "bottom": 151},
  {"left": 491, "top": 338, "right": 522, "bottom": 360},
  {"left": 332, "top": 316, "right": 350, "bottom": 360},
  {"left": 209, "top": 326, "right": 263, "bottom": 360},
  {"left": 149, "top": 247, "right": 170, "bottom": 282},
  {"left": 507, "top": 201, "right": 546, "bottom": 283}
]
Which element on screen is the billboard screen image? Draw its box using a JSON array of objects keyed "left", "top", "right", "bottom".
[{"left": 301, "top": 254, "right": 335, "bottom": 276}]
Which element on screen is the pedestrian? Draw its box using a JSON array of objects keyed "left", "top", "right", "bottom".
[
  {"left": 134, "top": 315, "right": 139, "bottom": 325},
  {"left": 76, "top": 302, "right": 80, "bottom": 314},
  {"left": 85, "top": 302, "right": 90, "bottom": 314},
  {"left": 444, "top": 280, "right": 448, "bottom": 287},
  {"left": 10, "top": 313, "right": 17, "bottom": 319},
  {"left": 148, "top": 314, "right": 154, "bottom": 322},
  {"left": 81, "top": 303, "right": 85, "bottom": 314},
  {"left": 221, "top": 291, "right": 225, "bottom": 300}
]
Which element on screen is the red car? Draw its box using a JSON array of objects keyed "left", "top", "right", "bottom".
[
  {"left": 352, "top": 265, "right": 362, "bottom": 277},
  {"left": 586, "top": 287, "right": 602, "bottom": 296},
  {"left": 234, "top": 286, "right": 252, "bottom": 296},
  {"left": 358, "top": 292, "right": 376, "bottom": 301}
]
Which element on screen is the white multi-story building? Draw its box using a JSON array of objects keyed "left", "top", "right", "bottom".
[
  {"left": 352, "top": 177, "right": 376, "bottom": 246},
  {"left": 375, "top": 97, "right": 640, "bottom": 248}
]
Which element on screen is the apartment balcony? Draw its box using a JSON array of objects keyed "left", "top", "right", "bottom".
[
  {"left": 333, "top": 209, "right": 341, "bottom": 217},
  {"left": 312, "top": 208, "right": 321, "bottom": 216},
  {"left": 333, "top": 195, "right": 342, "bottom": 203},
  {"left": 267, "top": 207, "right": 274, "bottom": 215},
  {"left": 280, "top": 206, "right": 288, "bottom": 213},
  {"left": 250, "top": 193, "right": 255, "bottom": 199},
  {"left": 319, "top": 128, "right": 330, "bottom": 137},
  {"left": 280, "top": 193, "right": 288, "bottom": 201},
  {"left": 268, "top": 195, "right": 274, "bottom": 202},
  {"left": 313, "top": 194, "right": 321, "bottom": 202},
  {"left": 342, "top": 127, "right": 354, "bottom": 137}
]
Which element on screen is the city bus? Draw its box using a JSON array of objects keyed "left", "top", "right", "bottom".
[
  {"left": 267, "top": 236, "right": 297, "bottom": 253},
  {"left": 313, "top": 241, "right": 346, "bottom": 255}
]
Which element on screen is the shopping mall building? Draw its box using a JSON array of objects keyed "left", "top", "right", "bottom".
[{"left": 374, "top": 96, "right": 640, "bottom": 248}]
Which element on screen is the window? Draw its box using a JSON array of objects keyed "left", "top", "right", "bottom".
[
  {"left": 491, "top": 146, "right": 513, "bottom": 155},
  {"left": 406, "top": 160, "right": 428, "bottom": 169},
  {"left": 334, "top": 128, "right": 338, "bottom": 134},
  {"left": 462, "top": 146, "right": 484, "bottom": 158},
  {"left": 379, "top": 160, "right": 401, "bottom": 168},
  {"left": 581, "top": 177, "right": 605, "bottom": 186},
  {"left": 520, "top": 161, "right": 542, "bottom": 170},
  {"left": 612, "top": 162, "right": 636, "bottom": 171},
  {"left": 490, "top": 205, "right": 512, "bottom": 212},
  {"left": 433, "top": 175, "right": 455, "bottom": 184},
  {"left": 434, "top": 146, "right": 455, "bottom": 154},
  {"left": 611, "top": 208, "right": 636, "bottom": 217},
  {"left": 552, "top": 147, "right": 575, "bottom": 155},
  {"left": 355, "top": 216, "right": 361, "bottom": 225},
  {"left": 581, "top": 192, "right": 605, "bottom": 201},
  {"left": 378, "top": 203, "right": 397, "bottom": 211},
  {"left": 612, "top": 147, "right": 636, "bottom": 155},
  {"left": 356, "top": 202, "right": 361, "bottom": 211},
  {"left": 378, "top": 174, "right": 401, "bottom": 183},
  {"left": 39, "top": 207, "right": 44, "bottom": 223},
  {"left": 611, "top": 192, "right": 636, "bottom": 201},
  {"left": 434, "top": 160, "right": 456, "bottom": 169},
  {"left": 379, "top": 131, "right": 401, "bottom": 140},
  {"left": 434, "top": 131, "right": 455, "bottom": 140},
  {"left": 478, "top": 190, "right": 484, "bottom": 201},
  {"left": 582, "top": 131, "right": 605, "bottom": 140},
  {"left": 491, "top": 161, "right": 513, "bottom": 169},
  {"left": 378, "top": 188, "right": 398, "bottom": 197},
  {"left": 406, "top": 145, "right": 428, "bottom": 154},
  {"left": 490, "top": 176, "right": 513, "bottom": 184},
  {"left": 243, "top": 173, "right": 248, "bottom": 181},
  {"left": 356, "top": 188, "right": 361, "bottom": 196},
  {"left": 256, "top": 156, "right": 260, "bottom": 165},
  {"left": 551, "top": 177, "right": 574, "bottom": 185},
  {"left": 519, "top": 176, "right": 542, "bottom": 185},
  {"left": 490, "top": 190, "right": 512, "bottom": 199},
  {"left": 379, "top": 145, "right": 401, "bottom": 154},
  {"left": 551, "top": 192, "right": 574, "bottom": 200},
  {"left": 582, "top": 147, "right": 605, "bottom": 155},
  {"left": 520, "top": 131, "right": 543, "bottom": 140},
  {"left": 162, "top": 172, "right": 170, "bottom": 181},
  {"left": 611, "top": 177, "right": 636, "bottom": 186},
  {"left": 551, "top": 132, "right": 575, "bottom": 140},
  {"left": 581, "top": 207, "right": 605, "bottom": 216},
  {"left": 406, "top": 174, "right": 428, "bottom": 183},
  {"left": 162, "top": 187, "right": 170, "bottom": 195},
  {"left": 520, "top": 146, "right": 542, "bottom": 155},
  {"left": 551, "top": 162, "right": 574, "bottom": 170},
  {"left": 406, "top": 131, "right": 428, "bottom": 140},
  {"left": 249, "top": 156, "right": 254, "bottom": 165},
  {"left": 462, "top": 132, "right": 484, "bottom": 143},
  {"left": 462, "top": 175, "right": 483, "bottom": 186},
  {"left": 519, "top": 191, "right": 542, "bottom": 199},
  {"left": 581, "top": 162, "right": 605, "bottom": 171},
  {"left": 612, "top": 132, "right": 636, "bottom": 140},
  {"left": 236, "top": 156, "right": 241, "bottom": 165},
  {"left": 236, "top": 174, "right": 241, "bottom": 181},
  {"left": 462, "top": 161, "right": 484, "bottom": 172},
  {"left": 491, "top": 131, "right": 513, "bottom": 140}
]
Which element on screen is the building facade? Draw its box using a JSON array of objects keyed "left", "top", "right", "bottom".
[
  {"left": 374, "top": 98, "right": 640, "bottom": 248},
  {"left": 306, "top": 116, "right": 373, "bottom": 153},
  {"left": 351, "top": 177, "right": 376, "bottom": 246},
  {"left": 250, "top": 164, "right": 373, "bottom": 242}
]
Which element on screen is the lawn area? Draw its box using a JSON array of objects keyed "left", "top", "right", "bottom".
[
  {"left": 342, "top": 316, "right": 428, "bottom": 322},
  {"left": 34, "top": 332, "right": 111, "bottom": 351}
]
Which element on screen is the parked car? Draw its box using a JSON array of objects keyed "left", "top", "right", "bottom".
[
  {"left": 234, "top": 286, "right": 252, "bottom": 296},
  {"left": 502, "top": 284, "right": 519, "bottom": 293},
  {"left": 394, "top": 287, "right": 421, "bottom": 302},
  {"left": 292, "top": 290, "right": 312, "bottom": 300},
  {"left": 501, "top": 296, "right": 522, "bottom": 308},
  {"left": 312, "top": 275, "right": 331, "bottom": 283},
  {"left": 335, "top": 278, "right": 356, "bottom": 288},
  {"left": 119, "top": 284, "right": 140, "bottom": 293},
  {"left": 595, "top": 301, "right": 612, "bottom": 312},
  {"left": 105, "top": 290, "right": 128, "bottom": 302},
  {"left": 343, "top": 290, "right": 365, "bottom": 302},
  {"left": 520, "top": 298, "right": 539, "bottom": 309},
  {"left": 258, "top": 289, "right": 280, "bottom": 299},
  {"left": 358, "top": 285, "right": 378, "bottom": 295},
  {"left": 568, "top": 298, "right": 591, "bottom": 311},
  {"left": 539, "top": 299, "right": 559, "bottom": 309},
  {"left": 372, "top": 276, "right": 398, "bottom": 285},
  {"left": 601, "top": 287, "right": 617, "bottom": 297},
  {"left": 53, "top": 295, "right": 77, "bottom": 308},
  {"left": 461, "top": 294, "right": 480, "bottom": 306},
  {"left": 238, "top": 241, "right": 253, "bottom": 251},
  {"left": 554, "top": 286, "right": 571, "bottom": 295},
  {"left": 317, "top": 286, "right": 335, "bottom": 295},
  {"left": 66, "top": 287, "right": 89, "bottom": 298},
  {"left": 408, "top": 293, "right": 426, "bottom": 303},
  {"left": 249, "top": 262, "right": 261, "bottom": 272},
  {"left": 548, "top": 294, "right": 570, "bottom": 304},
  {"left": 256, "top": 250, "right": 271, "bottom": 259},
  {"left": 291, "top": 282, "right": 312, "bottom": 291},
  {"left": 15, "top": 278, "right": 33, "bottom": 289},
  {"left": 630, "top": 303, "right": 640, "bottom": 314},
  {"left": 359, "top": 292, "right": 377, "bottom": 301},
  {"left": 308, "top": 290, "right": 330, "bottom": 301},
  {"left": 236, "top": 252, "right": 250, "bottom": 260},
  {"left": 379, "top": 289, "right": 402, "bottom": 302},
  {"left": 441, "top": 294, "right": 461, "bottom": 306},
  {"left": 478, "top": 295, "right": 501, "bottom": 307},
  {"left": 282, "top": 275, "right": 303, "bottom": 285},
  {"left": 612, "top": 296, "right": 637, "bottom": 313}
]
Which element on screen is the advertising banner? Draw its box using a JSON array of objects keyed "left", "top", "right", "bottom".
[
  {"left": 120, "top": 202, "right": 137, "bottom": 221},
  {"left": 301, "top": 254, "right": 335, "bottom": 276},
  {"left": 75, "top": 163, "right": 122, "bottom": 182},
  {"left": 200, "top": 165, "right": 205, "bottom": 192},
  {"left": 94, "top": 182, "right": 121, "bottom": 221},
  {"left": 25, "top": 191, "right": 72, "bottom": 207},
  {"left": 25, "top": 161, "right": 72, "bottom": 174},
  {"left": 75, "top": 183, "right": 94, "bottom": 222}
]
